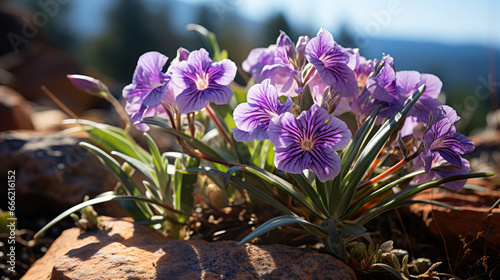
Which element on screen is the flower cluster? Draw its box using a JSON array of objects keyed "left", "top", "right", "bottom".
[
  {"left": 123, "top": 48, "right": 236, "bottom": 131},
  {"left": 44, "top": 25, "right": 491, "bottom": 265}
]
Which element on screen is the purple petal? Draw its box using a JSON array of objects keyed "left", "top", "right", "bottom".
[
  {"left": 242, "top": 46, "right": 276, "bottom": 82},
  {"left": 204, "top": 85, "right": 234, "bottom": 105},
  {"left": 175, "top": 88, "right": 208, "bottom": 114},
  {"left": 369, "top": 63, "right": 397, "bottom": 103},
  {"left": 67, "top": 74, "right": 107, "bottom": 95},
  {"left": 138, "top": 51, "right": 168, "bottom": 77},
  {"left": 305, "top": 28, "right": 357, "bottom": 97},
  {"left": 210, "top": 59, "right": 237, "bottom": 85},
  {"left": 274, "top": 147, "right": 311, "bottom": 174},
  {"left": 171, "top": 47, "right": 190, "bottom": 64},
  {"left": 411, "top": 96, "right": 443, "bottom": 123},
  {"left": 232, "top": 127, "right": 268, "bottom": 142},
  {"left": 454, "top": 133, "right": 475, "bottom": 154},
  {"left": 262, "top": 64, "right": 298, "bottom": 97},
  {"left": 419, "top": 74, "right": 442, "bottom": 99},
  {"left": 142, "top": 85, "right": 166, "bottom": 106},
  {"left": 268, "top": 112, "right": 301, "bottom": 148},
  {"left": 187, "top": 48, "right": 212, "bottom": 73},
  {"left": 436, "top": 158, "right": 470, "bottom": 190},
  {"left": 169, "top": 60, "right": 194, "bottom": 89},
  {"left": 308, "top": 147, "right": 341, "bottom": 182},
  {"left": 396, "top": 71, "right": 421, "bottom": 98}
]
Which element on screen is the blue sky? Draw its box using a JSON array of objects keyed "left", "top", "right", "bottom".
[{"left": 68, "top": 0, "right": 499, "bottom": 47}]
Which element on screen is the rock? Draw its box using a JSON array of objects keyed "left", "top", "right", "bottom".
[
  {"left": 31, "top": 108, "right": 70, "bottom": 132},
  {"left": 408, "top": 189, "right": 500, "bottom": 252},
  {"left": 0, "top": 85, "right": 34, "bottom": 132},
  {"left": 0, "top": 131, "right": 126, "bottom": 218},
  {"left": 24, "top": 217, "right": 356, "bottom": 280}
]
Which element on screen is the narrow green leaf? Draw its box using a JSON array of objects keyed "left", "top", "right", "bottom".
[
  {"left": 142, "top": 116, "right": 225, "bottom": 160},
  {"left": 323, "top": 219, "right": 348, "bottom": 262},
  {"left": 339, "top": 222, "right": 367, "bottom": 237},
  {"left": 244, "top": 166, "right": 326, "bottom": 219},
  {"left": 238, "top": 215, "right": 327, "bottom": 245},
  {"left": 340, "top": 86, "right": 426, "bottom": 217},
  {"left": 224, "top": 166, "right": 245, "bottom": 188},
  {"left": 111, "top": 151, "right": 156, "bottom": 184},
  {"left": 185, "top": 167, "right": 295, "bottom": 216},
  {"left": 357, "top": 171, "right": 494, "bottom": 225},
  {"left": 290, "top": 174, "right": 330, "bottom": 217},
  {"left": 339, "top": 104, "right": 381, "bottom": 179},
  {"left": 342, "top": 169, "right": 425, "bottom": 220},
  {"left": 80, "top": 142, "right": 153, "bottom": 220},
  {"left": 63, "top": 119, "right": 149, "bottom": 162},
  {"left": 34, "top": 194, "right": 184, "bottom": 239}
]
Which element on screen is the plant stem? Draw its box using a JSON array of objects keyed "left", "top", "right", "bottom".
[
  {"left": 205, "top": 105, "right": 234, "bottom": 148},
  {"left": 363, "top": 148, "right": 386, "bottom": 180}
]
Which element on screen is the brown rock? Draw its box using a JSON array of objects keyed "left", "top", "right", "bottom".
[
  {"left": 24, "top": 217, "right": 356, "bottom": 280},
  {"left": 0, "top": 85, "right": 34, "bottom": 132},
  {"left": 0, "top": 131, "right": 126, "bottom": 218},
  {"left": 409, "top": 190, "right": 500, "bottom": 251}
]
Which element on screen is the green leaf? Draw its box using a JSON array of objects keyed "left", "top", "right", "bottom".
[
  {"left": 357, "top": 171, "right": 494, "bottom": 225},
  {"left": 322, "top": 219, "right": 348, "bottom": 262},
  {"left": 244, "top": 166, "right": 327, "bottom": 219},
  {"left": 339, "top": 105, "right": 381, "bottom": 180},
  {"left": 299, "top": 84, "right": 314, "bottom": 112},
  {"left": 185, "top": 167, "right": 295, "bottom": 216},
  {"left": 339, "top": 222, "right": 367, "bottom": 237},
  {"left": 80, "top": 142, "right": 153, "bottom": 220},
  {"left": 34, "top": 194, "right": 184, "bottom": 239},
  {"left": 111, "top": 151, "right": 156, "bottom": 185},
  {"left": 186, "top": 24, "right": 221, "bottom": 61},
  {"left": 342, "top": 169, "right": 425, "bottom": 219},
  {"left": 340, "top": 86, "right": 426, "bottom": 217},
  {"left": 238, "top": 215, "right": 327, "bottom": 245},
  {"left": 111, "top": 151, "right": 161, "bottom": 200},
  {"left": 290, "top": 174, "right": 330, "bottom": 217},
  {"left": 142, "top": 116, "right": 225, "bottom": 160},
  {"left": 63, "top": 119, "right": 149, "bottom": 162}
]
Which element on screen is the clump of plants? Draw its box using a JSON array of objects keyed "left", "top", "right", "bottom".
[{"left": 35, "top": 25, "right": 492, "bottom": 276}]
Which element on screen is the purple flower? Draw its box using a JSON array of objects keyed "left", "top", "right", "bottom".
[
  {"left": 171, "top": 47, "right": 191, "bottom": 65},
  {"left": 268, "top": 104, "right": 352, "bottom": 182},
  {"left": 123, "top": 51, "right": 174, "bottom": 131},
  {"left": 170, "top": 48, "right": 237, "bottom": 114},
  {"left": 261, "top": 32, "right": 309, "bottom": 97},
  {"left": 232, "top": 79, "right": 294, "bottom": 142},
  {"left": 67, "top": 74, "right": 109, "bottom": 97},
  {"left": 242, "top": 45, "right": 276, "bottom": 83},
  {"left": 343, "top": 48, "right": 375, "bottom": 88},
  {"left": 305, "top": 28, "right": 357, "bottom": 97},
  {"left": 308, "top": 72, "right": 349, "bottom": 116},
  {"left": 396, "top": 71, "right": 443, "bottom": 123},
  {"left": 414, "top": 106, "right": 475, "bottom": 190}
]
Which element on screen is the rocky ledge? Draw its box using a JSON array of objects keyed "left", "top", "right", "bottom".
[{"left": 24, "top": 217, "right": 356, "bottom": 279}]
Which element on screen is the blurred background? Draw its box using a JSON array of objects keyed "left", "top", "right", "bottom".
[{"left": 0, "top": 0, "right": 499, "bottom": 133}]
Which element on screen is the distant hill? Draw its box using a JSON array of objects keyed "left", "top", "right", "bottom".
[{"left": 360, "top": 38, "right": 499, "bottom": 91}]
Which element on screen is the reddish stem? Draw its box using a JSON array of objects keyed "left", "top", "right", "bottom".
[
  {"left": 363, "top": 149, "right": 386, "bottom": 180},
  {"left": 357, "top": 157, "right": 408, "bottom": 191},
  {"left": 205, "top": 105, "right": 234, "bottom": 148}
]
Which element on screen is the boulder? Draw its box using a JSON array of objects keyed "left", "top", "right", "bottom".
[
  {"left": 0, "top": 85, "right": 34, "bottom": 132},
  {"left": 24, "top": 217, "right": 356, "bottom": 280},
  {"left": 408, "top": 189, "right": 500, "bottom": 252},
  {"left": 0, "top": 131, "right": 126, "bottom": 218}
]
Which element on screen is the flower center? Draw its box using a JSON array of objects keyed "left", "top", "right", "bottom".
[
  {"left": 301, "top": 138, "right": 315, "bottom": 151},
  {"left": 195, "top": 73, "right": 209, "bottom": 91}
]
